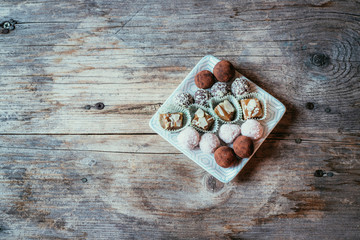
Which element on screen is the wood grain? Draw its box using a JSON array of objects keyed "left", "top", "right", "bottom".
[{"left": 0, "top": 0, "right": 359, "bottom": 239}]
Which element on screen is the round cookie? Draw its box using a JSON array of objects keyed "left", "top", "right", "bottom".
[
  {"left": 213, "top": 60, "right": 235, "bottom": 82},
  {"left": 231, "top": 77, "right": 250, "bottom": 97},
  {"left": 194, "top": 89, "right": 211, "bottom": 107},
  {"left": 177, "top": 127, "right": 200, "bottom": 150},
  {"left": 214, "top": 146, "right": 237, "bottom": 168},
  {"left": 218, "top": 124, "right": 241, "bottom": 144},
  {"left": 241, "top": 119, "right": 264, "bottom": 140},
  {"left": 199, "top": 133, "right": 221, "bottom": 154},
  {"left": 233, "top": 136, "right": 254, "bottom": 158},
  {"left": 174, "top": 92, "right": 194, "bottom": 107},
  {"left": 210, "top": 82, "right": 230, "bottom": 98},
  {"left": 195, "top": 70, "right": 215, "bottom": 89}
]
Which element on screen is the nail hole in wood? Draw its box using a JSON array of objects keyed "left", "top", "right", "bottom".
[
  {"left": 306, "top": 102, "right": 314, "bottom": 110},
  {"left": 314, "top": 170, "right": 324, "bottom": 177},
  {"left": 81, "top": 178, "right": 88, "bottom": 183},
  {"left": 325, "top": 107, "right": 331, "bottom": 113},
  {"left": 84, "top": 105, "right": 92, "bottom": 110},
  {"left": 95, "top": 102, "right": 105, "bottom": 110},
  {"left": 295, "top": 138, "right": 302, "bottom": 144}
]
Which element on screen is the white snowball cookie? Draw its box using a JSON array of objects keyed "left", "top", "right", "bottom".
[
  {"left": 199, "top": 133, "right": 221, "bottom": 154},
  {"left": 177, "top": 127, "right": 200, "bottom": 150},
  {"left": 241, "top": 119, "right": 264, "bottom": 140},
  {"left": 218, "top": 124, "right": 241, "bottom": 144}
]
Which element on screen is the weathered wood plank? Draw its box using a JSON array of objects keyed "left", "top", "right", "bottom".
[
  {"left": 0, "top": 136, "right": 359, "bottom": 239},
  {"left": 0, "top": 0, "right": 358, "bottom": 135},
  {"left": 0, "top": 0, "right": 359, "bottom": 238}
]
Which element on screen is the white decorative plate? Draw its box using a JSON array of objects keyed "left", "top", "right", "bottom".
[{"left": 149, "top": 55, "right": 286, "bottom": 183}]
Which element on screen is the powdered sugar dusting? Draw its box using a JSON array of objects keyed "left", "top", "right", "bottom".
[
  {"left": 218, "top": 124, "right": 241, "bottom": 144},
  {"left": 177, "top": 127, "right": 200, "bottom": 149},
  {"left": 241, "top": 119, "right": 264, "bottom": 140},
  {"left": 199, "top": 133, "right": 221, "bottom": 154}
]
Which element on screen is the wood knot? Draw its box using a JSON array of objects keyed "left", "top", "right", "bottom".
[
  {"left": 84, "top": 102, "right": 105, "bottom": 110},
  {"left": 1, "top": 19, "right": 17, "bottom": 34},
  {"left": 314, "top": 170, "right": 334, "bottom": 177},
  {"left": 310, "top": 53, "right": 329, "bottom": 67},
  {"left": 204, "top": 175, "right": 224, "bottom": 193}
]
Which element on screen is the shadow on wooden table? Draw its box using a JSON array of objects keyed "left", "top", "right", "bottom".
[
  {"left": 233, "top": 114, "right": 292, "bottom": 184},
  {"left": 232, "top": 78, "right": 297, "bottom": 184}
]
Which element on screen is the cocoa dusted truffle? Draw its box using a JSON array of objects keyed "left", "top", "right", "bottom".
[
  {"left": 213, "top": 60, "right": 235, "bottom": 82},
  {"left": 174, "top": 92, "right": 194, "bottom": 107},
  {"left": 194, "top": 89, "right": 211, "bottom": 107},
  {"left": 233, "top": 136, "right": 254, "bottom": 158},
  {"left": 210, "top": 82, "right": 230, "bottom": 98},
  {"left": 214, "top": 146, "right": 237, "bottom": 168},
  {"left": 195, "top": 70, "right": 215, "bottom": 89}
]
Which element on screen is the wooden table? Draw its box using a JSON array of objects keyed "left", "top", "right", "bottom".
[{"left": 1, "top": 0, "right": 359, "bottom": 239}]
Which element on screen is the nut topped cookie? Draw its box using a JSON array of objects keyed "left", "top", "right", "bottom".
[
  {"left": 240, "top": 98, "right": 263, "bottom": 119},
  {"left": 159, "top": 112, "right": 183, "bottom": 130},
  {"left": 191, "top": 108, "right": 215, "bottom": 131},
  {"left": 214, "top": 100, "right": 235, "bottom": 122}
]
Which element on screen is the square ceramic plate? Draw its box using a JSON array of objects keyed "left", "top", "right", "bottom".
[{"left": 149, "top": 55, "right": 286, "bottom": 183}]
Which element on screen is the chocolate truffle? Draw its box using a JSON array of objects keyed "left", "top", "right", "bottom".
[
  {"left": 241, "top": 119, "right": 264, "bottom": 140},
  {"left": 210, "top": 82, "right": 230, "bottom": 98},
  {"left": 214, "top": 146, "right": 237, "bottom": 168},
  {"left": 159, "top": 112, "right": 183, "bottom": 130},
  {"left": 231, "top": 77, "right": 250, "bottom": 97},
  {"left": 233, "top": 136, "right": 254, "bottom": 158},
  {"left": 214, "top": 99, "right": 236, "bottom": 121},
  {"left": 195, "top": 70, "right": 215, "bottom": 89},
  {"left": 177, "top": 127, "right": 200, "bottom": 150},
  {"left": 218, "top": 124, "right": 241, "bottom": 144},
  {"left": 194, "top": 89, "right": 211, "bottom": 107},
  {"left": 174, "top": 92, "right": 194, "bottom": 107},
  {"left": 199, "top": 133, "right": 221, "bottom": 154},
  {"left": 213, "top": 60, "right": 235, "bottom": 82},
  {"left": 191, "top": 108, "right": 215, "bottom": 131},
  {"left": 240, "top": 98, "right": 263, "bottom": 119}
]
